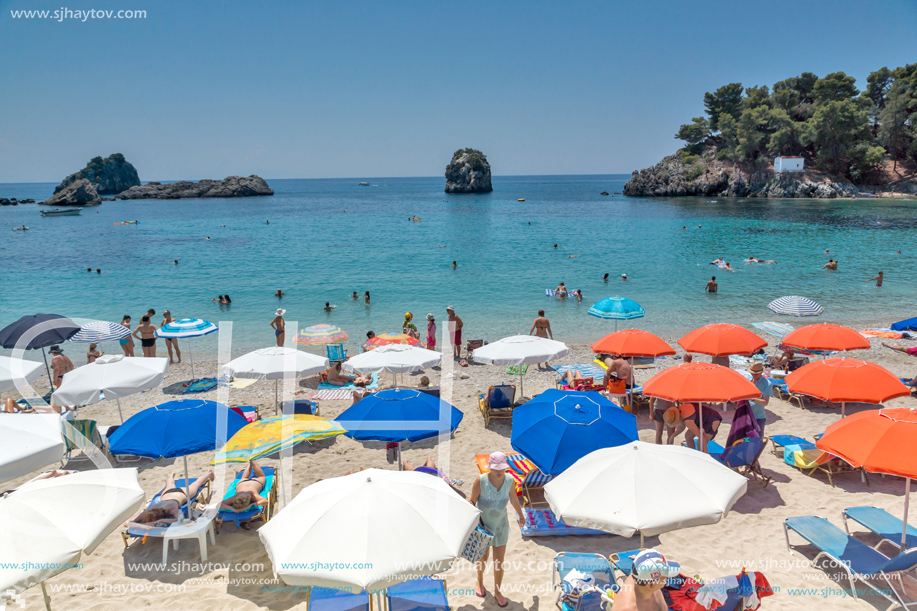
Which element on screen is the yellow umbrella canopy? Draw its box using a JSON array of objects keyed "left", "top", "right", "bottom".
[{"left": 211, "top": 414, "right": 345, "bottom": 464}]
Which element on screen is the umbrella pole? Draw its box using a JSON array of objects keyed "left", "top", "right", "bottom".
[
  {"left": 116, "top": 398, "right": 124, "bottom": 424},
  {"left": 42, "top": 347, "right": 54, "bottom": 392},
  {"left": 188, "top": 341, "right": 195, "bottom": 381},
  {"left": 903, "top": 478, "right": 912, "bottom": 550},
  {"left": 842, "top": 402, "right": 846, "bottom": 418},
  {"left": 183, "top": 456, "right": 192, "bottom": 520},
  {"left": 41, "top": 582, "right": 52, "bottom": 611},
  {"left": 396, "top": 442, "right": 403, "bottom": 471},
  {"left": 699, "top": 405, "right": 705, "bottom": 453},
  {"left": 640, "top": 532, "right": 645, "bottom": 549},
  {"left": 275, "top": 379, "right": 279, "bottom": 415}
]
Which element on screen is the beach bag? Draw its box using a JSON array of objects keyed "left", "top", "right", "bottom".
[
  {"left": 606, "top": 378, "right": 626, "bottom": 395},
  {"left": 461, "top": 521, "right": 494, "bottom": 563}
]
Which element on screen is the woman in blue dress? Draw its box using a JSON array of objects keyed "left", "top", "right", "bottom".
[{"left": 469, "top": 451, "right": 525, "bottom": 607}]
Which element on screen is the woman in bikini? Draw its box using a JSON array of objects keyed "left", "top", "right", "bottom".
[
  {"left": 119, "top": 315, "right": 135, "bottom": 357},
  {"left": 161, "top": 310, "right": 181, "bottom": 364},
  {"left": 126, "top": 470, "right": 214, "bottom": 526},
  {"left": 271, "top": 309, "right": 286, "bottom": 347},
  {"left": 132, "top": 315, "right": 158, "bottom": 358},
  {"left": 220, "top": 461, "right": 269, "bottom": 527}
]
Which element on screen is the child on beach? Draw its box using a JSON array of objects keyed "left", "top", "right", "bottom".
[{"left": 426, "top": 314, "right": 436, "bottom": 350}]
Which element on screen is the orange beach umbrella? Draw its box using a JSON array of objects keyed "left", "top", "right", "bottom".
[
  {"left": 784, "top": 358, "right": 910, "bottom": 416},
  {"left": 818, "top": 407, "right": 917, "bottom": 548},
  {"left": 781, "top": 323, "right": 870, "bottom": 353},
  {"left": 643, "top": 362, "right": 762, "bottom": 404},
  {"left": 591, "top": 329, "right": 675, "bottom": 358},
  {"left": 678, "top": 324, "right": 767, "bottom": 356}
]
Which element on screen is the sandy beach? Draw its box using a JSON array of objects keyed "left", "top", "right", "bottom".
[{"left": 5, "top": 330, "right": 917, "bottom": 611}]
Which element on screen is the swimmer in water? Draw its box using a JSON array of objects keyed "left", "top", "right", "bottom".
[
  {"left": 568, "top": 254, "right": 580, "bottom": 258},
  {"left": 351, "top": 291, "right": 358, "bottom": 299},
  {"left": 173, "top": 259, "right": 179, "bottom": 265},
  {"left": 555, "top": 282, "right": 568, "bottom": 297},
  {"left": 822, "top": 259, "right": 838, "bottom": 270},
  {"left": 276, "top": 289, "right": 285, "bottom": 298},
  {"left": 603, "top": 273, "right": 609, "bottom": 282},
  {"left": 553, "top": 244, "right": 558, "bottom": 249},
  {"left": 324, "top": 302, "right": 336, "bottom": 312},
  {"left": 722, "top": 262, "right": 733, "bottom": 271},
  {"left": 866, "top": 271, "right": 884, "bottom": 287},
  {"left": 206, "top": 236, "right": 211, "bottom": 240},
  {"left": 710, "top": 257, "right": 723, "bottom": 265},
  {"left": 451, "top": 261, "right": 457, "bottom": 268},
  {"left": 266, "top": 220, "right": 270, "bottom": 225}
]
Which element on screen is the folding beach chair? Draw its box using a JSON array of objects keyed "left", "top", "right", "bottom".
[
  {"left": 418, "top": 386, "right": 441, "bottom": 398},
  {"left": 783, "top": 445, "right": 868, "bottom": 488},
  {"left": 506, "top": 453, "right": 554, "bottom": 507},
  {"left": 215, "top": 467, "right": 278, "bottom": 532},
  {"left": 716, "top": 437, "right": 772, "bottom": 487},
  {"left": 121, "top": 478, "right": 212, "bottom": 547},
  {"left": 609, "top": 549, "right": 641, "bottom": 585},
  {"left": 552, "top": 552, "right": 613, "bottom": 611},
  {"left": 843, "top": 506, "right": 917, "bottom": 553},
  {"left": 62, "top": 419, "right": 105, "bottom": 462},
  {"left": 387, "top": 577, "right": 449, "bottom": 611},
  {"left": 326, "top": 343, "right": 348, "bottom": 364},
  {"left": 479, "top": 384, "right": 516, "bottom": 427},
  {"left": 308, "top": 586, "right": 371, "bottom": 611},
  {"left": 784, "top": 515, "right": 917, "bottom": 610},
  {"left": 465, "top": 339, "right": 484, "bottom": 357},
  {"left": 278, "top": 399, "right": 320, "bottom": 416}
]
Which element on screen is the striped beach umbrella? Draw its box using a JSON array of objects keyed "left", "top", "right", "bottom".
[
  {"left": 588, "top": 297, "right": 645, "bottom": 331},
  {"left": 69, "top": 321, "right": 131, "bottom": 344},
  {"left": 155, "top": 318, "right": 218, "bottom": 380},
  {"left": 294, "top": 324, "right": 349, "bottom": 345},
  {"left": 767, "top": 296, "right": 824, "bottom": 317}
]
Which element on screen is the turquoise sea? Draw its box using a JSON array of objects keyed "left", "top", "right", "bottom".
[{"left": 2, "top": 175, "right": 916, "bottom": 357}]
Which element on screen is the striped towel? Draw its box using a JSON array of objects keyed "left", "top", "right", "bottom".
[
  {"left": 311, "top": 389, "right": 353, "bottom": 401},
  {"left": 553, "top": 363, "right": 606, "bottom": 380},
  {"left": 752, "top": 322, "right": 794, "bottom": 338}
]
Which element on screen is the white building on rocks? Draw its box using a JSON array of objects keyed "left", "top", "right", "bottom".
[{"left": 774, "top": 156, "right": 804, "bottom": 173}]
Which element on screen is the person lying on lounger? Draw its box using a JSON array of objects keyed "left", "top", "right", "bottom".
[
  {"left": 220, "top": 460, "right": 269, "bottom": 515},
  {"left": 403, "top": 456, "right": 465, "bottom": 496},
  {"left": 125, "top": 470, "right": 214, "bottom": 527},
  {"left": 326, "top": 362, "right": 371, "bottom": 387},
  {"left": 562, "top": 369, "right": 589, "bottom": 388}
]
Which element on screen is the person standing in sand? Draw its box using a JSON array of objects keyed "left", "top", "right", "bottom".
[
  {"left": 403, "top": 312, "right": 419, "bottom": 339},
  {"left": 161, "top": 310, "right": 181, "bottom": 364},
  {"left": 530, "top": 310, "right": 553, "bottom": 340},
  {"left": 86, "top": 343, "right": 102, "bottom": 364},
  {"left": 469, "top": 452, "right": 525, "bottom": 608},
  {"left": 446, "top": 306, "right": 463, "bottom": 358},
  {"left": 132, "top": 316, "right": 158, "bottom": 358},
  {"left": 119, "top": 315, "right": 135, "bottom": 357},
  {"left": 426, "top": 314, "right": 436, "bottom": 350},
  {"left": 271, "top": 309, "right": 286, "bottom": 347},
  {"left": 49, "top": 345, "right": 74, "bottom": 388}
]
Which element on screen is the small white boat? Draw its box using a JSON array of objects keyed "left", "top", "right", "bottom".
[
  {"left": 359, "top": 182, "right": 370, "bottom": 186},
  {"left": 40, "top": 208, "right": 82, "bottom": 217}
]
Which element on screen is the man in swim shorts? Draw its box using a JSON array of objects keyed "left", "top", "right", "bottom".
[{"left": 446, "top": 306, "right": 463, "bottom": 358}]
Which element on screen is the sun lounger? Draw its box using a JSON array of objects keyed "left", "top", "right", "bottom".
[
  {"left": 552, "top": 552, "right": 613, "bottom": 611},
  {"left": 308, "top": 586, "right": 370, "bottom": 611},
  {"left": 478, "top": 384, "right": 516, "bottom": 427},
  {"left": 62, "top": 418, "right": 105, "bottom": 462},
  {"left": 121, "top": 478, "right": 212, "bottom": 546},
  {"left": 783, "top": 444, "right": 868, "bottom": 487},
  {"left": 843, "top": 506, "right": 917, "bottom": 553},
  {"left": 554, "top": 363, "right": 607, "bottom": 382},
  {"left": 387, "top": 577, "right": 449, "bottom": 611},
  {"left": 216, "top": 467, "right": 277, "bottom": 531},
  {"left": 785, "top": 515, "right": 917, "bottom": 610},
  {"left": 522, "top": 508, "right": 606, "bottom": 537},
  {"left": 506, "top": 453, "right": 554, "bottom": 506}
]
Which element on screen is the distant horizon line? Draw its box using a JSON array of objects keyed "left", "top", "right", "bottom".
[{"left": 0, "top": 172, "right": 633, "bottom": 186}]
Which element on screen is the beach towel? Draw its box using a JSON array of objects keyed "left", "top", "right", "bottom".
[
  {"left": 311, "top": 389, "right": 353, "bottom": 401},
  {"left": 506, "top": 365, "right": 528, "bottom": 376},
  {"left": 726, "top": 403, "right": 761, "bottom": 447},
  {"left": 862, "top": 329, "right": 903, "bottom": 339},
  {"left": 183, "top": 378, "right": 217, "bottom": 394},
  {"left": 553, "top": 362, "right": 606, "bottom": 381},
  {"left": 317, "top": 373, "right": 378, "bottom": 391},
  {"left": 219, "top": 377, "right": 258, "bottom": 390},
  {"left": 521, "top": 508, "right": 606, "bottom": 537},
  {"left": 752, "top": 322, "right": 793, "bottom": 338}
]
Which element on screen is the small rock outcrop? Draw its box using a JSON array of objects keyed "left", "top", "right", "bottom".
[
  {"left": 53, "top": 153, "right": 140, "bottom": 196},
  {"left": 117, "top": 175, "right": 274, "bottom": 200},
  {"left": 445, "top": 149, "right": 493, "bottom": 193},
  {"left": 623, "top": 152, "right": 858, "bottom": 199},
  {"left": 43, "top": 178, "right": 102, "bottom": 206}
]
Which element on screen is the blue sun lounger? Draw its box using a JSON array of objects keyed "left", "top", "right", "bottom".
[
  {"left": 216, "top": 467, "right": 277, "bottom": 531},
  {"left": 769, "top": 434, "right": 817, "bottom": 457},
  {"left": 308, "top": 586, "right": 370, "bottom": 611},
  {"left": 387, "top": 577, "right": 449, "bottom": 611},
  {"left": 785, "top": 515, "right": 917, "bottom": 610},
  {"left": 552, "top": 552, "right": 613, "bottom": 611},
  {"left": 843, "top": 506, "right": 917, "bottom": 553}
]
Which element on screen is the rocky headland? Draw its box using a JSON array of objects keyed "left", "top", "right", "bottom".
[
  {"left": 43, "top": 178, "right": 103, "bottom": 206},
  {"left": 117, "top": 175, "right": 274, "bottom": 199},
  {"left": 445, "top": 149, "right": 493, "bottom": 193},
  {"left": 624, "top": 151, "right": 860, "bottom": 198}
]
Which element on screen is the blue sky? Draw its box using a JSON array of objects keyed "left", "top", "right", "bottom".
[{"left": 1, "top": 0, "right": 914, "bottom": 182}]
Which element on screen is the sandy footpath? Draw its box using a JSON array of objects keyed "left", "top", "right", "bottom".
[{"left": 6, "top": 336, "right": 917, "bottom": 611}]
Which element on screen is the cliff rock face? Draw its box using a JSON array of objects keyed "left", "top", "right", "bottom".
[
  {"left": 117, "top": 175, "right": 274, "bottom": 200},
  {"left": 445, "top": 149, "right": 493, "bottom": 193},
  {"left": 54, "top": 153, "right": 140, "bottom": 195},
  {"left": 43, "top": 178, "right": 101, "bottom": 205},
  {"left": 623, "top": 153, "right": 857, "bottom": 199}
]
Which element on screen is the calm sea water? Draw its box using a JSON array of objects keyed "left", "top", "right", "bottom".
[{"left": 2, "top": 175, "right": 916, "bottom": 357}]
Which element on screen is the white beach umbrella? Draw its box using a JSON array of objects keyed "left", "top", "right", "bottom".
[
  {"left": 0, "top": 414, "right": 64, "bottom": 487},
  {"left": 342, "top": 344, "right": 442, "bottom": 386},
  {"left": 472, "top": 335, "right": 570, "bottom": 399},
  {"left": 51, "top": 355, "right": 169, "bottom": 423},
  {"left": 0, "top": 468, "right": 144, "bottom": 610},
  {"left": 545, "top": 441, "right": 747, "bottom": 547},
  {"left": 0, "top": 355, "right": 44, "bottom": 393},
  {"left": 259, "top": 469, "right": 480, "bottom": 591},
  {"left": 222, "top": 347, "right": 329, "bottom": 409}
]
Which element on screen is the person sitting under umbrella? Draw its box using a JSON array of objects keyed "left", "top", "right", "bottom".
[
  {"left": 767, "top": 346, "right": 795, "bottom": 370},
  {"left": 220, "top": 460, "right": 270, "bottom": 525},
  {"left": 126, "top": 470, "right": 214, "bottom": 526},
  {"left": 664, "top": 403, "right": 722, "bottom": 452},
  {"left": 614, "top": 548, "right": 679, "bottom": 611}
]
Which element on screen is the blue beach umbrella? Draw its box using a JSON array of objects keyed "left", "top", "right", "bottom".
[
  {"left": 69, "top": 320, "right": 131, "bottom": 344},
  {"left": 588, "top": 297, "right": 645, "bottom": 331},
  {"left": 511, "top": 389, "right": 637, "bottom": 475},
  {"left": 155, "top": 318, "right": 218, "bottom": 380},
  {"left": 767, "top": 296, "right": 824, "bottom": 317},
  {"left": 335, "top": 389, "right": 463, "bottom": 466},
  {"left": 109, "top": 399, "right": 247, "bottom": 516}
]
